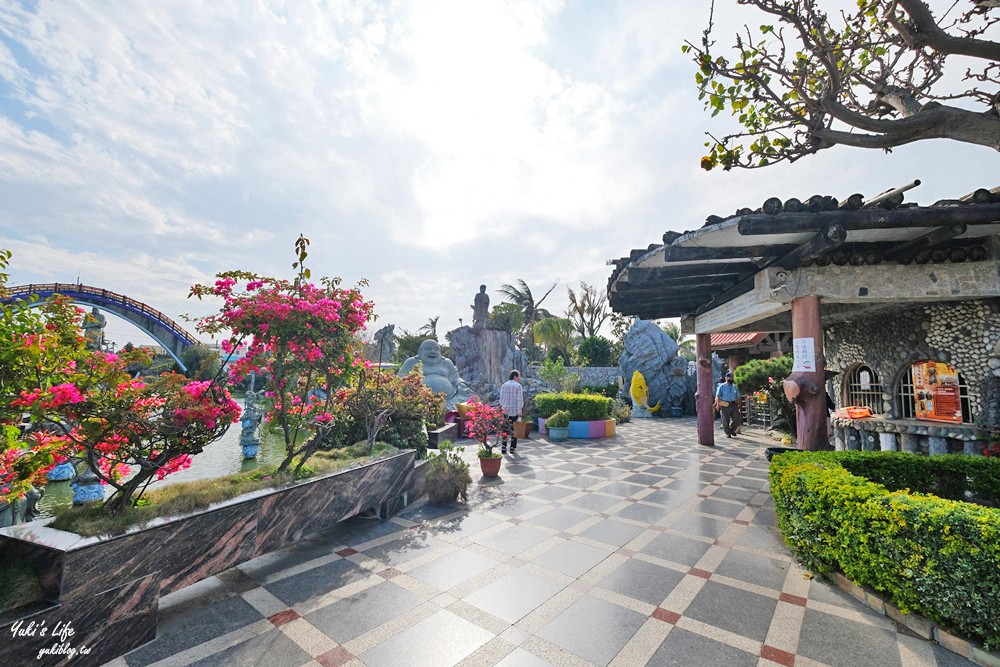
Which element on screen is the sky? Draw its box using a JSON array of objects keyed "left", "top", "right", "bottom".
[{"left": 1, "top": 0, "right": 998, "bottom": 349}]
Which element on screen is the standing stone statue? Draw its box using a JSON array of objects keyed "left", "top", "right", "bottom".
[
  {"left": 371, "top": 324, "right": 397, "bottom": 362},
  {"left": 82, "top": 306, "right": 107, "bottom": 350},
  {"left": 472, "top": 285, "right": 489, "bottom": 329}
]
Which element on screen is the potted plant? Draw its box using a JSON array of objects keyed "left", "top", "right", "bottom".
[
  {"left": 545, "top": 410, "right": 571, "bottom": 442},
  {"left": 425, "top": 441, "right": 472, "bottom": 502},
  {"left": 464, "top": 400, "right": 509, "bottom": 477}
]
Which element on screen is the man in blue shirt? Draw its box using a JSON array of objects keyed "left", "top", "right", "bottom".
[{"left": 715, "top": 371, "right": 741, "bottom": 438}]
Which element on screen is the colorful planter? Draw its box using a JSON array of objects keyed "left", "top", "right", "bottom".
[
  {"left": 547, "top": 426, "right": 570, "bottom": 442},
  {"left": 538, "top": 418, "right": 616, "bottom": 439}
]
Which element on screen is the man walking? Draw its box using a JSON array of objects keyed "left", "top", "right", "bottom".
[
  {"left": 499, "top": 370, "right": 524, "bottom": 454},
  {"left": 715, "top": 371, "right": 741, "bottom": 438}
]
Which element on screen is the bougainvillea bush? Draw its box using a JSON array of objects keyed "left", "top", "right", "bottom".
[
  {"left": 190, "top": 236, "right": 376, "bottom": 474},
  {"left": 1, "top": 249, "right": 241, "bottom": 514},
  {"left": 464, "top": 400, "right": 510, "bottom": 458}
]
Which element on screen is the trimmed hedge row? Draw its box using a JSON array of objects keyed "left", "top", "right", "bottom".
[
  {"left": 770, "top": 451, "right": 1000, "bottom": 649},
  {"left": 535, "top": 393, "right": 612, "bottom": 421}
]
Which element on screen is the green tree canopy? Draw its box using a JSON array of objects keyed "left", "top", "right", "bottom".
[
  {"left": 686, "top": 0, "right": 1000, "bottom": 170},
  {"left": 498, "top": 279, "right": 559, "bottom": 348},
  {"left": 577, "top": 336, "right": 614, "bottom": 367},
  {"left": 566, "top": 282, "right": 609, "bottom": 339}
]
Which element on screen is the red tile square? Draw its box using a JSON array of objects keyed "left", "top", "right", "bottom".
[
  {"left": 779, "top": 592, "right": 808, "bottom": 607},
  {"left": 268, "top": 609, "right": 300, "bottom": 627},
  {"left": 617, "top": 547, "right": 636, "bottom": 557},
  {"left": 378, "top": 567, "right": 401, "bottom": 579},
  {"left": 652, "top": 607, "right": 681, "bottom": 624},
  {"left": 315, "top": 646, "right": 355, "bottom": 667},
  {"left": 733, "top": 519, "right": 750, "bottom": 525},
  {"left": 688, "top": 567, "right": 712, "bottom": 579},
  {"left": 336, "top": 547, "right": 357, "bottom": 557},
  {"left": 760, "top": 644, "right": 796, "bottom": 666}
]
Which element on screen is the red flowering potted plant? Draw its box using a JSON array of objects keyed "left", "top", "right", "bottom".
[{"left": 464, "top": 399, "right": 510, "bottom": 478}]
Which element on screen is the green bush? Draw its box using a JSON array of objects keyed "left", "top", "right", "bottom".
[
  {"left": 424, "top": 441, "right": 472, "bottom": 503},
  {"left": 545, "top": 410, "right": 571, "bottom": 428},
  {"left": 577, "top": 336, "right": 613, "bottom": 366},
  {"left": 734, "top": 356, "right": 793, "bottom": 394},
  {"left": 770, "top": 451, "right": 1000, "bottom": 649},
  {"left": 581, "top": 382, "right": 620, "bottom": 399},
  {"left": 535, "top": 392, "right": 612, "bottom": 421}
]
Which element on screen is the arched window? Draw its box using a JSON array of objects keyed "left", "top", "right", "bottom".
[
  {"left": 843, "top": 364, "right": 883, "bottom": 414},
  {"left": 895, "top": 361, "right": 972, "bottom": 424}
]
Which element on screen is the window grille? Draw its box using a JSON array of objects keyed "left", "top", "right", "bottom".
[
  {"left": 895, "top": 363, "right": 972, "bottom": 423},
  {"left": 843, "top": 365, "right": 883, "bottom": 414}
]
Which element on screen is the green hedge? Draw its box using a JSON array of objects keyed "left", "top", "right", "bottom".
[
  {"left": 535, "top": 392, "right": 612, "bottom": 421},
  {"left": 770, "top": 451, "right": 1000, "bottom": 649}
]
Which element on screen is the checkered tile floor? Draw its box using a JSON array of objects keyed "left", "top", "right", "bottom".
[{"left": 113, "top": 419, "right": 972, "bottom": 667}]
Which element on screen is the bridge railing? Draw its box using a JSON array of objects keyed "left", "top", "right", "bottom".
[{"left": 5, "top": 283, "right": 200, "bottom": 346}]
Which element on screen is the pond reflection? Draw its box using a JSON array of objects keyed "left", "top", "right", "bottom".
[{"left": 36, "top": 424, "right": 288, "bottom": 518}]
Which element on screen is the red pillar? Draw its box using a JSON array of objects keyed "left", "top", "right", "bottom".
[
  {"left": 696, "top": 333, "right": 715, "bottom": 446},
  {"left": 786, "top": 296, "right": 828, "bottom": 451}
]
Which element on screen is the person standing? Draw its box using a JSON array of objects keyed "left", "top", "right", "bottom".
[
  {"left": 715, "top": 371, "right": 741, "bottom": 438},
  {"left": 499, "top": 370, "right": 524, "bottom": 454}
]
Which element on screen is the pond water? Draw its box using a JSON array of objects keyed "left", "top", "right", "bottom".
[{"left": 35, "top": 424, "right": 289, "bottom": 519}]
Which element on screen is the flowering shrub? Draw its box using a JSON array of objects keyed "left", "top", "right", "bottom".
[
  {"left": 1, "top": 249, "right": 240, "bottom": 513},
  {"left": 190, "top": 236, "right": 375, "bottom": 473},
  {"left": 463, "top": 400, "right": 510, "bottom": 458}
]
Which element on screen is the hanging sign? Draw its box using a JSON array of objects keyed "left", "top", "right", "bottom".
[
  {"left": 911, "top": 361, "right": 962, "bottom": 424},
  {"left": 791, "top": 338, "right": 816, "bottom": 373}
]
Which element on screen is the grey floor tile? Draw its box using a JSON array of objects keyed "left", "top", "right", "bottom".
[
  {"left": 537, "top": 594, "right": 646, "bottom": 666},
  {"left": 407, "top": 548, "right": 501, "bottom": 591},
  {"left": 798, "top": 607, "right": 903, "bottom": 667},
  {"left": 358, "top": 609, "right": 493, "bottom": 667},
  {"left": 359, "top": 531, "right": 449, "bottom": 568},
  {"left": 693, "top": 497, "right": 744, "bottom": 519},
  {"left": 524, "top": 484, "right": 578, "bottom": 502},
  {"left": 596, "top": 481, "right": 648, "bottom": 498},
  {"left": 599, "top": 558, "right": 685, "bottom": 606},
  {"left": 623, "top": 473, "right": 664, "bottom": 486},
  {"left": 669, "top": 513, "right": 732, "bottom": 539},
  {"left": 303, "top": 580, "right": 422, "bottom": 643},
  {"left": 734, "top": 524, "right": 789, "bottom": 555},
  {"left": 554, "top": 474, "right": 606, "bottom": 490},
  {"left": 327, "top": 515, "right": 407, "bottom": 546},
  {"left": 714, "top": 549, "right": 790, "bottom": 592},
  {"left": 706, "top": 485, "right": 757, "bottom": 503},
  {"left": 426, "top": 511, "right": 503, "bottom": 539},
  {"left": 463, "top": 568, "right": 566, "bottom": 623},
  {"left": 562, "top": 492, "right": 621, "bottom": 512},
  {"left": 641, "top": 533, "right": 712, "bottom": 566},
  {"left": 475, "top": 523, "right": 552, "bottom": 556},
  {"left": 683, "top": 580, "right": 777, "bottom": 642},
  {"left": 264, "top": 557, "right": 369, "bottom": 606},
  {"left": 489, "top": 495, "right": 549, "bottom": 517},
  {"left": 644, "top": 626, "right": 758, "bottom": 667},
  {"left": 613, "top": 501, "right": 672, "bottom": 523},
  {"left": 495, "top": 647, "right": 554, "bottom": 667},
  {"left": 124, "top": 595, "right": 263, "bottom": 666},
  {"left": 641, "top": 488, "right": 690, "bottom": 507},
  {"left": 188, "top": 628, "right": 312, "bottom": 667},
  {"left": 397, "top": 501, "right": 462, "bottom": 523},
  {"left": 531, "top": 539, "right": 612, "bottom": 578},
  {"left": 528, "top": 506, "right": 592, "bottom": 530},
  {"left": 578, "top": 519, "right": 646, "bottom": 547}
]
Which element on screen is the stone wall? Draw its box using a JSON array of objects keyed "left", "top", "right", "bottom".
[
  {"left": 525, "top": 365, "right": 621, "bottom": 389},
  {"left": 825, "top": 298, "right": 1000, "bottom": 448}
]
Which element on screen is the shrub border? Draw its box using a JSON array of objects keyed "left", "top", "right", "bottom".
[{"left": 769, "top": 450, "right": 1000, "bottom": 653}]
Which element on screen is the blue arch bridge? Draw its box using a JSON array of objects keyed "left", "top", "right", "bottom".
[{"left": 3, "top": 283, "right": 200, "bottom": 371}]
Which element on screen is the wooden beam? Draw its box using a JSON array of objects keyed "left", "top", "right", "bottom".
[
  {"left": 773, "top": 225, "right": 846, "bottom": 270},
  {"left": 624, "top": 264, "right": 751, "bottom": 283},
  {"left": 883, "top": 223, "right": 967, "bottom": 262},
  {"left": 663, "top": 245, "right": 798, "bottom": 261},
  {"left": 736, "top": 202, "right": 1000, "bottom": 236}
]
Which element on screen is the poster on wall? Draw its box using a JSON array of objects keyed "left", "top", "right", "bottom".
[
  {"left": 911, "top": 361, "right": 962, "bottom": 424},
  {"left": 791, "top": 338, "right": 815, "bottom": 372}
]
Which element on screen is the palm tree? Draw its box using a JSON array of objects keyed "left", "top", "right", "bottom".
[
  {"left": 418, "top": 316, "right": 439, "bottom": 339},
  {"left": 498, "top": 279, "right": 558, "bottom": 347},
  {"left": 566, "top": 282, "right": 608, "bottom": 338},
  {"left": 533, "top": 317, "right": 577, "bottom": 363}
]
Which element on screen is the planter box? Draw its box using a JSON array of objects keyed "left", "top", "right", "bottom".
[
  {"left": 513, "top": 421, "right": 532, "bottom": 439},
  {"left": 0, "top": 451, "right": 417, "bottom": 667},
  {"left": 568, "top": 419, "right": 617, "bottom": 439},
  {"left": 428, "top": 422, "right": 457, "bottom": 448},
  {"left": 539, "top": 418, "right": 615, "bottom": 439}
]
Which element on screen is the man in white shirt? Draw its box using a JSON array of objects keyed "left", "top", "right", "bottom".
[{"left": 499, "top": 370, "right": 524, "bottom": 454}]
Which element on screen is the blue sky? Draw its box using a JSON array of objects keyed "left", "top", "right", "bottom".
[{"left": 2, "top": 0, "right": 997, "bottom": 347}]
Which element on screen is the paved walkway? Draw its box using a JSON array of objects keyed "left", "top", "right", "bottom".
[{"left": 115, "top": 418, "right": 971, "bottom": 667}]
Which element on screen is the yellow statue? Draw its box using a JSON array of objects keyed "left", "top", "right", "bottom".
[{"left": 630, "top": 370, "right": 661, "bottom": 413}]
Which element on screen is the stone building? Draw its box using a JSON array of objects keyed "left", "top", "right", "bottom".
[{"left": 607, "top": 182, "right": 1000, "bottom": 452}]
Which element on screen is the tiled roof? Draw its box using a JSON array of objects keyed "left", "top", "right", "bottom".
[{"left": 710, "top": 333, "right": 767, "bottom": 349}]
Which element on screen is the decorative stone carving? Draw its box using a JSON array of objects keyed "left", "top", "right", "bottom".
[
  {"left": 619, "top": 320, "right": 681, "bottom": 414},
  {"left": 399, "top": 339, "right": 474, "bottom": 409},
  {"left": 367, "top": 324, "right": 397, "bottom": 363},
  {"left": 448, "top": 325, "right": 528, "bottom": 387}
]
